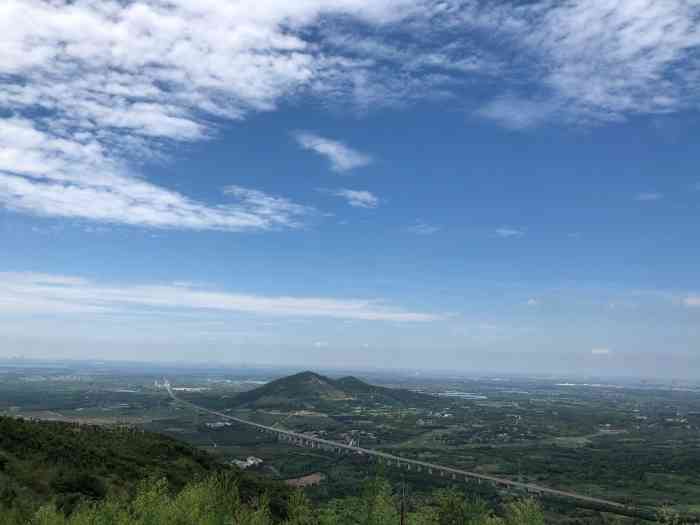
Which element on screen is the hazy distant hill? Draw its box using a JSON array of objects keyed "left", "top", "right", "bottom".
[{"left": 232, "top": 371, "right": 431, "bottom": 409}]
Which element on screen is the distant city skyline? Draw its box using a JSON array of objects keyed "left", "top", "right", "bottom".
[{"left": 1, "top": 0, "right": 699, "bottom": 378}]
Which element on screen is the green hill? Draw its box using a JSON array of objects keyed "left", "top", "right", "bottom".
[
  {"left": 232, "top": 371, "right": 432, "bottom": 409},
  {"left": 0, "top": 416, "right": 289, "bottom": 520},
  {"left": 233, "top": 371, "right": 347, "bottom": 407},
  {"left": 0, "top": 416, "right": 553, "bottom": 525}
]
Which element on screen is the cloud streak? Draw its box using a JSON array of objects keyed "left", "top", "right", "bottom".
[
  {"left": 406, "top": 220, "right": 440, "bottom": 235},
  {"left": 0, "top": 272, "right": 442, "bottom": 322},
  {"left": 496, "top": 227, "right": 524, "bottom": 238},
  {"left": 295, "top": 132, "right": 372, "bottom": 172},
  {"left": 684, "top": 296, "right": 700, "bottom": 307},
  {"left": 0, "top": 171, "right": 314, "bottom": 231},
  {"left": 324, "top": 188, "right": 379, "bottom": 208},
  {"left": 635, "top": 192, "right": 664, "bottom": 201}
]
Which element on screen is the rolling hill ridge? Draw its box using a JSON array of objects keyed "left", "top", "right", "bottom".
[{"left": 232, "top": 371, "right": 431, "bottom": 408}]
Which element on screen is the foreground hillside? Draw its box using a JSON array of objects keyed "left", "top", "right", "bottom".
[
  {"left": 9, "top": 474, "right": 548, "bottom": 525},
  {"left": 2, "top": 415, "right": 678, "bottom": 525},
  {"left": 0, "top": 415, "right": 554, "bottom": 525},
  {"left": 232, "top": 371, "right": 431, "bottom": 409},
  {"left": 0, "top": 416, "right": 289, "bottom": 521}
]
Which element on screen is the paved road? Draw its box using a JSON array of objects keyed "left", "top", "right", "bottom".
[{"left": 167, "top": 385, "right": 650, "bottom": 517}]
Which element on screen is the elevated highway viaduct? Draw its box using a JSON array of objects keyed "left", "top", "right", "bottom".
[{"left": 167, "top": 385, "right": 674, "bottom": 522}]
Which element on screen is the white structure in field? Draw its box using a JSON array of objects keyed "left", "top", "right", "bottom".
[{"left": 232, "top": 456, "right": 263, "bottom": 469}]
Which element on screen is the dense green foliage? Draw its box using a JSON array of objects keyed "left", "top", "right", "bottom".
[
  {"left": 8, "top": 474, "right": 546, "bottom": 525},
  {"left": 0, "top": 417, "right": 289, "bottom": 520},
  {"left": 0, "top": 416, "right": 548, "bottom": 525}
]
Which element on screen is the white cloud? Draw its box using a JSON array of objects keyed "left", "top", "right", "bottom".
[
  {"left": 591, "top": 347, "right": 611, "bottom": 355},
  {"left": 496, "top": 227, "right": 524, "bottom": 238},
  {"left": 407, "top": 220, "right": 440, "bottom": 235},
  {"left": 477, "top": 97, "right": 559, "bottom": 130},
  {"left": 313, "top": 341, "right": 330, "bottom": 348},
  {"left": 294, "top": 132, "right": 372, "bottom": 172},
  {"left": 635, "top": 192, "right": 664, "bottom": 201},
  {"left": 0, "top": 0, "right": 414, "bottom": 228},
  {"left": 0, "top": 116, "right": 315, "bottom": 231},
  {"left": 0, "top": 272, "right": 442, "bottom": 322},
  {"left": 530, "top": 0, "right": 700, "bottom": 115},
  {"left": 1, "top": 0, "right": 698, "bottom": 233},
  {"left": 221, "top": 185, "right": 315, "bottom": 229},
  {"left": 472, "top": 0, "right": 700, "bottom": 127},
  {"left": 683, "top": 296, "right": 700, "bottom": 307},
  {"left": 526, "top": 298, "right": 539, "bottom": 306},
  {"left": 0, "top": 160, "right": 313, "bottom": 231},
  {"left": 325, "top": 188, "right": 379, "bottom": 208}
]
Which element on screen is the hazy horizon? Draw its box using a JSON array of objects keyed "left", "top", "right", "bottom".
[{"left": 2, "top": 354, "right": 698, "bottom": 383}]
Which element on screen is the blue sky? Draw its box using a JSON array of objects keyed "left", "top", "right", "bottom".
[{"left": 1, "top": 0, "right": 699, "bottom": 377}]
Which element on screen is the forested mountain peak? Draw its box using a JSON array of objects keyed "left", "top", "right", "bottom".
[{"left": 232, "top": 371, "right": 431, "bottom": 409}]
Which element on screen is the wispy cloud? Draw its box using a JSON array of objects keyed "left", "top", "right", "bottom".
[
  {"left": 0, "top": 112, "right": 313, "bottom": 232},
  {"left": 0, "top": 272, "right": 442, "bottom": 322},
  {"left": 294, "top": 132, "right": 372, "bottom": 172},
  {"left": 0, "top": 162, "right": 314, "bottom": 231},
  {"left": 477, "top": 97, "right": 559, "bottom": 130},
  {"left": 635, "top": 192, "right": 664, "bottom": 201},
  {"left": 0, "top": 0, "right": 402, "bottom": 228},
  {"left": 472, "top": 0, "right": 700, "bottom": 127},
  {"left": 323, "top": 188, "right": 379, "bottom": 208},
  {"left": 684, "top": 296, "right": 700, "bottom": 307},
  {"left": 591, "top": 347, "right": 612, "bottom": 355},
  {"left": 1, "top": 0, "right": 698, "bottom": 234},
  {"left": 406, "top": 220, "right": 440, "bottom": 235},
  {"left": 526, "top": 298, "right": 539, "bottom": 306},
  {"left": 222, "top": 186, "right": 315, "bottom": 229},
  {"left": 496, "top": 227, "right": 524, "bottom": 238}
]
